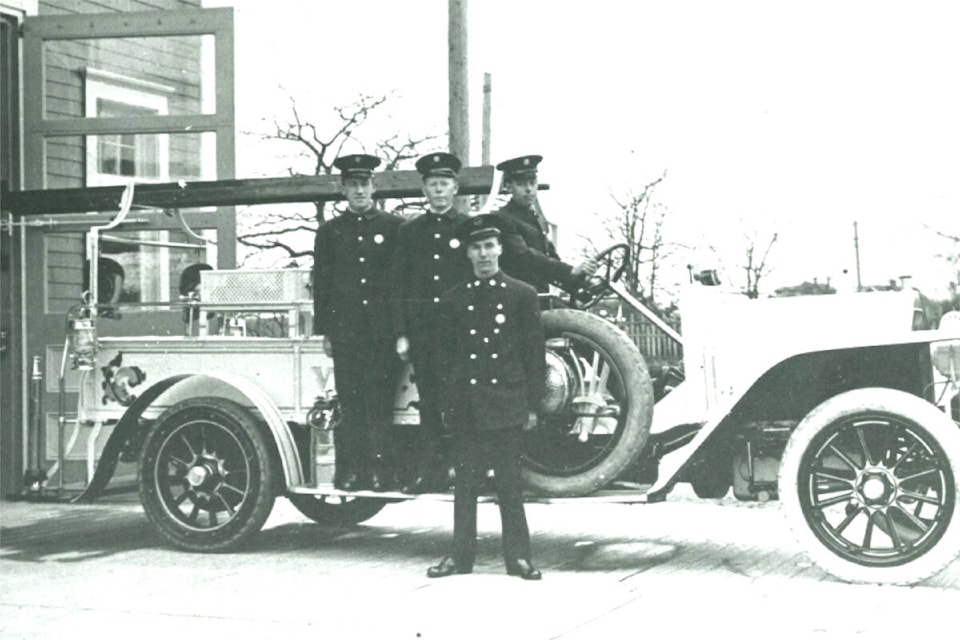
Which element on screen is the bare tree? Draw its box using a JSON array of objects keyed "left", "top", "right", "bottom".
[
  {"left": 236, "top": 93, "right": 437, "bottom": 266},
  {"left": 585, "top": 173, "right": 676, "bottom": 306},
  {"left": 742, "top": 230, "right": 779, "bottom": 298}
]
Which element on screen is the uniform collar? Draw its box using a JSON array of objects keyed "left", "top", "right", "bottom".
[
  {"left": 507, "top": 198, "right": 535, "bottom": 214},
  {"left": 345, "top": 206, "right": 377, "bottom": 220},
  {"left": 427, "top": 207, "right": 455, "bottom": 220},
  {"left": 467, "top": 271, "right": 506, "bottom": 289}
]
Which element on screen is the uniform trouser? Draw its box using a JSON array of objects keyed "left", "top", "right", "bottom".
[
  {"left": 331, "top": 337, "right": 396, "bottom": 479},
  {"left": 452, "top": 428, "right": 531, "bottom": 569},
  {"left": 409, "top": 333, "right": 445, "bottom": 477}
]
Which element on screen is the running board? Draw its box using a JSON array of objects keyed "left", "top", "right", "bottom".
[{"left": 287, "top": 483, "right": 657, "bottom": 504}]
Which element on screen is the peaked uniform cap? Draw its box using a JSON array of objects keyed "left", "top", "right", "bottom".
[
  {"left": 415, "top": 152, "right": 462, "bottom": 179},
  {"left": 496, "top": 154, "right": 542, "bottom": 180},
  {"left": 334, "top": 154, "right": 381, "bottom": 179},
  {"left": 456, "top": 213, "right": 503, "bottom": 245}
]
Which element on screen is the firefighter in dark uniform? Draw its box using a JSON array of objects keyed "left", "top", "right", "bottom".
[
  {"left": 313, "top": 153, "right": 403, "bottom": 491},
  {"left": 493, "top": 154, "right": 598, "bottom": 294},
  {"left": 426, "top": 214, "right": 544, "bottom": 581},
  {"left": 393, "top": 152, "right": 472, "bottom": 493}
]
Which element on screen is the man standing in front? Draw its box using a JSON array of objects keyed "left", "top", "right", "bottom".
[
  {"left": 494, "top": 154, "right": 598, "bottom": 294},
  {"left": 426, "top": 214, "right": 544, "bottom": 581},
  {"left": 393, "top": 152, "right": 471, "bottom": 493},
  {"left": 313, "top": 153, "right": 402, "bottom": 491}
]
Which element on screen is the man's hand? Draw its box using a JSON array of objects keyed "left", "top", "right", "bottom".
[
  {"left": 571, "top": 256, "right": 599, "bottom": 280},
  {"left": 523, "top": 411, "right": 538, "bottom": 431},
  {"left": 396, "top": 335, "right": 410, "bottom": 362},
  {"left": 321, "top": 335, "right": 334, "bottom": 357}
]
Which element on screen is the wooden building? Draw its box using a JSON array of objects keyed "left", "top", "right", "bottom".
[{"left": 0, "top": 0, "right": 235, "bottom": 495}]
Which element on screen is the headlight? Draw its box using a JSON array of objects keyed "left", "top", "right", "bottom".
[{"left": 931, "top": 340, "right": 960, "bottom": 381}]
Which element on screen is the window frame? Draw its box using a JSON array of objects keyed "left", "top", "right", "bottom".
[{"left": 84, "top": 68, "right": 173, "bottom": 187}]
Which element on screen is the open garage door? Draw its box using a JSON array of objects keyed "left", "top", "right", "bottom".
[{"left": 6, "top": 7, "right": 234, "bottom": 494}]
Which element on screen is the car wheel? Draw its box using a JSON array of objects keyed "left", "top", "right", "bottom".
[
  {"left": 780, "top": 387, "right": 960, "bottom": 585},
  {"left": 139, "top": 397, "right": 277, "bottom": 552}
]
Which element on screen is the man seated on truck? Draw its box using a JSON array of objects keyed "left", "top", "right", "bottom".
[
  {"left": 492, "top": 154, "right": 598, "bottom": 295},
  {"left": 313, "top": 153, "right": 403, "bottom": 491}
]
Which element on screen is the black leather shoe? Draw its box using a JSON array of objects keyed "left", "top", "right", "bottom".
[
  {"left": 507, "top": 559, "right": 542, "bottom": 581},
  {"left": 335, "top": 473, "right": 360, "bottom": 491},
  {"left": 370, "top": 471, "right": 397, "bottom": 492},
  {"left": 427, "top": 557, "right": 470, "bottom": 578}
]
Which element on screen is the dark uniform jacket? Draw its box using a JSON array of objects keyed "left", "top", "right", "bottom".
[
  {"left": 392, "top": 209, "right": 472, "bottom": 338},
  {"left": 313, "top": 208, "right": 403, "bottom": 344},
  {"left": 437, "top": 271, "right": 545, "bottom": 431},
  {"left": 495, "top": 198, "right": 579, "bottom": 293}
]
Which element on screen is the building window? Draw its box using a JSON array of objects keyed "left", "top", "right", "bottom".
[{"left": 84, "top": 68, "right": 171, "bottom": 186}]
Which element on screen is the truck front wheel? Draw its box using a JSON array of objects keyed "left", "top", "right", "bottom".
[
  {"left": 522, "top": 309, "right": 654, "bottom": 496},
  {"left": 138, "top": 397, "right": 277, "bottom": 552},
  {"left": 287, "top": 494, "right": 386, "bottom": 526},
  {"left": 780, "top": 388, "right": 960, "bottom": 585}
]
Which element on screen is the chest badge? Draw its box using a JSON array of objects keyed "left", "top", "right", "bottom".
[
  {"left": 374, "top": 233, "right": 384, "bottom": 244},
  {"left": 495, "top": 313, "right": 506, "bottom": 324},
  {"left": 449, "top": 238, "right": 461, "bottom": 249}
]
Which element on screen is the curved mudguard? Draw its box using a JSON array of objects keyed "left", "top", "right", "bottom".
[{"left": 75, "top": 372, "right": 304, "bottom": 502}]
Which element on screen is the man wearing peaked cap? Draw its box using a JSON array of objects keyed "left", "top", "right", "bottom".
[
  {"left": 414, "top": 151, "right": 462, "bottom": 179},
  {"left": 425, "top": 211, "right": 544, "bottom": 581},
  {"left": 333, "top": 152, "right": 381, "bottom": 179},
  {"left": 455, "top": 212, "right": 502, "bottom": 245},
  {"left": 392, "top": 151, "right": 471, "bottom": 493},
  {"left": 314, "top": 153, "right": 403, "bottom": 491},
  {"left": 492, "top": 154, "right": 598, "bottom": 294}
]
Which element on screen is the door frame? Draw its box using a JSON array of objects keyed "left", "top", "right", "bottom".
[{"left": 10, "top": 7, "right": 234, "bottom": 493}]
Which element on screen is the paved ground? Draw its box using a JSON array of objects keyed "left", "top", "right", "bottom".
[{"left": 1, "top": 487, "right": 957, "bottom": 639}]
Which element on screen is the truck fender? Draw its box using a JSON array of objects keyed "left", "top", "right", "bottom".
[{"left": 75, "top": 373, "right": 304, "bottom": 502}]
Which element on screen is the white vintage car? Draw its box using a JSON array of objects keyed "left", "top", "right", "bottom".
[{"left": 56, "top": 191, "right": 960, "bottom": 587}]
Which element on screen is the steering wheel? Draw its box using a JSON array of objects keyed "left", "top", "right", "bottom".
[{"left": 568, "top": 243, "right": 630, "bottom": 309}]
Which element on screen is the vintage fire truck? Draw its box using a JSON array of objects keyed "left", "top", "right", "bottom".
[{"left": 12, "top": 178, "right": 960, "bottom": 587}]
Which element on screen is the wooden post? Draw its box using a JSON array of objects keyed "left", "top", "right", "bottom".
[{"left": 448, "top": 0, "right": 469, "bottom": 163}]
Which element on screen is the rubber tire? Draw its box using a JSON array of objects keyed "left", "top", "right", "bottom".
[
  {"left": 780, "top": 387, "right": 960, "bottom": 585},
  {"left": 139, "top": 397, "right": 277, "bottom": 552},
  {"left": 522, "top": 309, "right": 654, "bottom": 497},
  {"left": 287, "top": 494, "right": 386, "bottom": 526}
]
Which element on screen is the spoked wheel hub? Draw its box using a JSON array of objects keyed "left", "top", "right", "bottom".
[
  {"left": 855, "top": 467, "right": 897, "bottom": 508},
  {"left": 153, "top": 418, "right": 252, "bottom": 532}
]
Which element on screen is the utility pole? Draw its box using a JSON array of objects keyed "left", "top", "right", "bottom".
[
  {"left": 853, "top": 220, "right": 863, "bottom": 292},
  {"left": 448, "top": 0, "right": 469, "bottom": 163},
  {"left": 481, "top": 72, "right": 492, "bottom": 165}
]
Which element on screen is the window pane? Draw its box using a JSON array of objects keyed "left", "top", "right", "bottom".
[
  {"left": 44, "top": 35, "right": 215, "bottom": 119},
  {"left": 44, "top": 132, "right": 216, "bottom": 188}
]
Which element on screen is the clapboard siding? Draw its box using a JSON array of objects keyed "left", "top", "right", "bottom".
[
  {"left": 41, "top": 0, "right": 200, "bottom": 16},
  {"left": 45, "top": 233, "right": 84, "bottom": 312},
  {"left": 39, "top": 0, "right": 204, "bottom": 188}
]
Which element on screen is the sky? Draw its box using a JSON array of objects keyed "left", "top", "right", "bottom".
[{"left": 207, "top": 0, "right": 960, "bottom": 298}]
